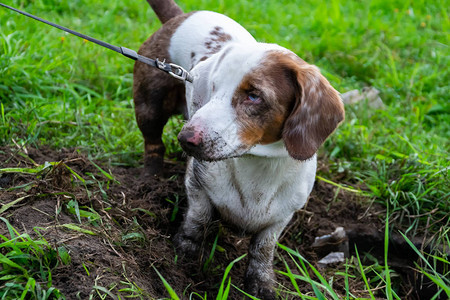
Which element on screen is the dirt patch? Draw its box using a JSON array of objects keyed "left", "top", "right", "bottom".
[{"left": 0, "top": 146, "right": 442, "bottom": 299}]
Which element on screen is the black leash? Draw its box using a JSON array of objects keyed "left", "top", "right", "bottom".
[{"left": 0, "top": 2, "right": 193, "bottom": 83}]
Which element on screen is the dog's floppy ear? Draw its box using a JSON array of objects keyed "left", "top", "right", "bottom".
[{"left": 282, "top": 60, "right": 345, "bottom": 160}]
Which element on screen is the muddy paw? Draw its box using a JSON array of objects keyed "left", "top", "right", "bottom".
[
  {"left": 244, "top": 277, "right": 276, "bottom": 300},
  {"left": 173, "top": 232, "right": 200, "bottom": 258},
  {"left": 143, "top": 157, "right": 164, "bottom": 177}
]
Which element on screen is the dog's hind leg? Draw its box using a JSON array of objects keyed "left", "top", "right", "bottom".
[
  {"left": 132, "top": 13, "right": 191, "bottom": 176},
  {"left": 133, "top": 63, "right": 185, "bottom": 176}
]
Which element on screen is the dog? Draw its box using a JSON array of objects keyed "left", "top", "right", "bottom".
[{"left": 133, "top": 0, "right": 345, "bottom": 298}]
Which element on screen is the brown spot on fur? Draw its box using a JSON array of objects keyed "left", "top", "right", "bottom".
[
  {"left": 199, "top": 26, "right": 233, "bottom": 63},
  {"left": 190, "top": 52, "right": 195, "bottom": 66},
  {"left": 189, "top": 27, "right": 233, "bottom": 66},
  {"left": 209, "top": 26, "right": 232, "bottom": 43},
  {"left": 232, "top": 55, "right": 298, "bottom": 146}
]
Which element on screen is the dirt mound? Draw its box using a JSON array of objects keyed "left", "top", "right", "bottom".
[{"left": 0, "top": 146, "right": 439, "bottom": 299}]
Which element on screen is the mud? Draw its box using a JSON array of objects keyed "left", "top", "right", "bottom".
[{"left": 0, "top": 146, "right": 443, "bottom": 299}]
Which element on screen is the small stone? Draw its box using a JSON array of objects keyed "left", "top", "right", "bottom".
[
  {"left": 318, "top": 252, "right": 345, "bottom": 268},
  {"left": 340, "top": 87, "right": 385, "bottom": 109}
]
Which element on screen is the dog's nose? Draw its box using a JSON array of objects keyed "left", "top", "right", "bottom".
[{"left": 178, "top": 127, "right": 203, "bottom": 153}]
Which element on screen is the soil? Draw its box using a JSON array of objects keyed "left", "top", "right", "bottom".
[{"left": 0, "top": 146, "right": 443, "bottom": 299}]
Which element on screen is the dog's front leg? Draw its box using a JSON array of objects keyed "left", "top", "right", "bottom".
[
  {"left": 174, "top": 160, "right": 213, "bottom": 257},
  {"left": 245, "top": 222, "right": 288, "bottom": 300},
  {"left": 174, "top": 191, "right": 212, "bottom": 256}
]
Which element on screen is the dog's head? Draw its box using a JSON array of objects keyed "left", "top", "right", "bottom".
[{"left": 178, "top": 43, "right": 345, "bottom": 161}]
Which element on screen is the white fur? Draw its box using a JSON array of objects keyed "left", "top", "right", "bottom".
[{"left": 191, "top": 155, "right": 316, "bottom": 233}]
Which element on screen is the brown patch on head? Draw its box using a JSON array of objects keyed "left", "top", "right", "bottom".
[
  {"left": 231, "top": 55, "right": 298, "bottom": 146},
  {"left": 232, "top": 51, "right": 345, "bottom": 158}
]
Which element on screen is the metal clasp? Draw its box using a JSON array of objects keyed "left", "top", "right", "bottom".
[{"left": 169, "top": 63, "right": 193, "bottom": 83}]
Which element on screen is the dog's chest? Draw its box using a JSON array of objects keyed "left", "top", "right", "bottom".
[{"left": 196, "top": 156, "right": 316, "bottom": 233}]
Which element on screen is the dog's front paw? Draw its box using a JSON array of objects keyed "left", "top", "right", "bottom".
[
  {"left": 244, "top": 274, "right": 276, "bottom": 300},
  {"left": 173, "top": 232, "right": 200, "bottom": 258}
]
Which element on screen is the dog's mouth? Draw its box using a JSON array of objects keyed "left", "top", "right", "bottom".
[
  {"left": 178, "top": 129, "right": 251, "bottom": 161},
  {"left": 184, "top": 148, "right": 248, "bottom": 162}
]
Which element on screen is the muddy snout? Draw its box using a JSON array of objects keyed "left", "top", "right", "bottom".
[
  {"left": 178, "top": 125, "right": 204, "bottom": 158},
  {"left": 178, "top": 123, "right": 243, "bottom": 161}
]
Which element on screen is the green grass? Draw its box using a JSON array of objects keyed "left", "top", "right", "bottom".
[
  {"left": 1, "top": 0, "right": 449, "bottom": 299},
  {"left": 0, "top": 217, "right": 66, "bottom": 299}
]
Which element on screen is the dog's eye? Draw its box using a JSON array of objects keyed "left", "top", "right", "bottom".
[{"left": 247, "top": 93, "right": 262, "bottom": 104}]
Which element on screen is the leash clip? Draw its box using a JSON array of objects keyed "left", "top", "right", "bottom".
[
  {"left": 168, "top": 63, "right": 193, "bottom": 83},
  {"left": 155, "top": 58, "right": 170, "bottom": 71},
  {"left": 155, "top": 59, "right": 193, "bottom": 83}
]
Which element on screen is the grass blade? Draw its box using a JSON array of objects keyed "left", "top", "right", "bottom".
[
  {"left": 0, "top": 196, "right": 30, "bottom": 214},
  {"left": 59, "top": 224, "right": 96, "bottom": 235},
  {"left": 203, "top": 233, "right": 219, "bottom": 272},
  {"left": 0, "top": 253, "right": 28, "bottom": 273},
  {"left": 20, "top": 277, "right": 36, "bottom": 300},
  {"left": 354, "top": 246, "right": 376, "bottom": 300},
  {"left": 231, "top": 284, "right": 260, "bottom": 300},
  {"left": 399, "top": 232, "right": 450, "bottom": 298},
  {"left": 280, "top": 257, "right": 303, "bottom": 298},
  {"left": 152, "top": 266, "right": 180, "bottom": 300},
  {"left": 316, "top": 175, "right": 368, "bottom": 195},
  {"left": 384, "top": 213, "right": 393, "bottom": 300},
  {"left": 218, "top": 253, "right": 246, "bottom": 299},
  {"left": 92, "top": 285, "right": 118, "bottom": 300},
  {"left": 90, "top": 160, "right": 119, "bottom": 183},
  {"left": 0, "top": 167, "right": 42, "bottom": 174}
]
